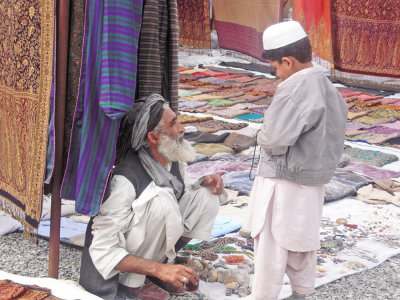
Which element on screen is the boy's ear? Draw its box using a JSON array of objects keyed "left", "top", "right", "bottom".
[{"left": 281, "top": 56, "right": 292, "bottom": 66}]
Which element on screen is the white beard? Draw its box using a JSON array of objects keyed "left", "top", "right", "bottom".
[{"left": 157, "top": 133, "right": 196, "bottom": 162}]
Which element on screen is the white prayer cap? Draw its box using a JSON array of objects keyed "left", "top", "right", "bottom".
[{"left": 263, "top": 21, "right": 307, "bottom": 50}]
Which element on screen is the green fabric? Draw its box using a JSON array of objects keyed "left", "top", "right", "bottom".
[{"left": 208, "top": 99, "right": 245, "bottom": 107}]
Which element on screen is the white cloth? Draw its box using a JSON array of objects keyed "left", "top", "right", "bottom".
[
  {"left": 89, "top": 164, "right": 227, "bottom": 287},
  {"left": 247, "top": 176, "right": 324, "bottom": 251},
  {"left": 252, "top": 199, "right": 316, "bottom": 300}
]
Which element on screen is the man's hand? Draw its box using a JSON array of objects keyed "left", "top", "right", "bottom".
[
  {"left": 201, "top": 174, "right": 223, "bottom": 195},
  {"left": 157, "top": 263, "right": 198, "bottom": 289}
]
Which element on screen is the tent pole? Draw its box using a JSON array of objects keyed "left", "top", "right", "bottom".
[
  {"left": 49, "top": 0, "right": 70, "bottom": 279},
  {"left": 279, "top": 0, "right": 288, "bottom": 22}
]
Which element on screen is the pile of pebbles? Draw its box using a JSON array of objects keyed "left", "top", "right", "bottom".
[{"left": 1, "top": 232, "right": 399, "bottom": 299}]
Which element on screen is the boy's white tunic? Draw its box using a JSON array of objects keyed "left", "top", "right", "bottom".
[
  {"left": 89, "top": 163, "right": 227, "bottom": 288},
  {"left": 248, "top": 176, "right": 324, "bottom": 251}
]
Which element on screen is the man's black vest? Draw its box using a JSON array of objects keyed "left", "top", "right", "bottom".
[
  {"left": 79, "top": 149, "right": 184, "bottom": 299},
  {"left": 113, "top": 149, "right": 185, "bottom": 199}
]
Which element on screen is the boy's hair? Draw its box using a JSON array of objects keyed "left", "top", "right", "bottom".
[{"left": 262, "top": 36, "right": 312, "bottom": 63}]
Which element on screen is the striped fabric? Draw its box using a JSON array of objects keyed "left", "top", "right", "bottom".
[
  {"left": 136, "top": 0, "right": 180, "bottom": 112},
  {"left": 61, "top": 0, "right": 143, "bottom": 215}
]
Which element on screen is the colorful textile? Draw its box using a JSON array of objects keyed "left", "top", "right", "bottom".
[
  {"left": 344, "top": 147, "right": 399, "bottom": 167},
  {"left": 347, "top": 111, "right": 369, "bottom": 120},
  {"left": 0, "top": 280, "right": 53, "bottom": 299},
  {"left": 187, "top": 153, "right": 209, "bottom": 165},
  {"left": 64, "top": 0, "right": 86, "bottom": 173},
  {"left": 324, "top": 180, "right": 355, "bottom": 202},
  {"left": 348, "top": 105, "right": 370, "bottom": 113},
  {"left": 362, "top": 132, "right": 400, "bottom": 145},
  {"left": 341, "top": 161, "right": 400, "bottom": 180},
  {"left": 368, "top": 108, "right": 400, "bottom": 119},
  {"left": 178, "top": 100, "right": 208, "bottom": 108},
  {"left": 338, "top": 89, "right": 362, "bottom": 98},
  {"left": 228, "top": 94, "right": 269, "bottom": 103},
  {"left": 346, "top": 122, "right": 375, "bottom": 131},
  {"left": 61, "top": 0, "right": 143, "bottom": 215},
  {"left": 235, "top": 113, "right": 264, "bottom": 121},
  {"left": 180, "top": 93, "right": 226, "bottom": 102},
  {"left": 382, "top": 120, "right": 400, "bottom": 130},
  {"left": 367, "top": 126, "right": 400, "bottom": 135},
  {"left": 383, "top": 136, "right": 400, "bottom": 147},
  {"left": 180, "top": 104, "right": 211, "bottom": 113},
  {"left": 178, "top": 89, "right": 202, "bottom": 97},
  {"left": 293, "top": 0, "right": 332, "bottom": 62},
  {"left": 189, "top": 119, "right": 248, "bottom": 133},
  {"left": 250, "top": 78, "right": 282, "bottom": 95},
  {"left": 192, "top": 69, "right": 227, "bottom": 77},
  {"left": 210, "top": 108, "right": 251, "bottom": 118},
  {"left": 357, "top": 184, "right": 400, "bottom": 206},
  {"left": 333, "top": 169, "right": 371, "bottom": 189},
  {"left": 136, "top": 0, "right": 180, "bottom": 112},
  {"left": 351, "top": 116, "right": 397, "bottom": 126},
  {"left": 193, "top": 143, "right": 235, "bottom": 156},
  {"left": 229, "top": 103, "right": 267, "bottom": 111},
  {"left": 252, "top": 97, "right": 274, "bottom": 106},
  {"left": 213, "top": 0, "right": 280, "bottom": 61},
  {"left": 0, "top": 0, "right": 54, "bottom": 234},
  {"left": 186, "top": 161, "right": 251, "bottom": 180},
  {"left": 208, "top": 99, "right": 245, "bottom": 107},
  {"left": 345, "top": 129, "right": 368, "bottom": 137},
  {"left": 330, "top": 1, "right": 400, "bottom": 77},
  {"left": 345, "top": 132, "right": 375, "bottom": 141},
  {"left": 233, "top": 76, "right": 262, "bottom": 83},
  {"left": 381, "top": 98, "right": 400, "bottom": 105},
  {"left": 221, "top": 171, "right": 253, "bottom": 195},
  {"left": 250, "top": 106, "right": 269, "bottom": 115},
  {"left": 177, "top": 114, "right": 213, "bottom": 124},
  {"left": 356, "top": 94, "right": 384, "bottom": 102},
  {"left": 0, "top": 282, "right": 26, "bottom": 298},
  {"left": 206, "top": 89, "right": 245, "bottom": 99},
  {"left": 198, "top": 77, "right": 231, "bottom": 86},
  {"left": 223, "top": 133, "right": 256, "bottom": 153},
  {"left": 184, "top": 132, "right": 230, "bottom": 144},
  {"left": 177, "top": 0, "right": 211, "bottom": 48}
]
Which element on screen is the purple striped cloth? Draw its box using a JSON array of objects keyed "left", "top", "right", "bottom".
[{"left": 61, "top": 0, "right": 143, "bottom": 215}]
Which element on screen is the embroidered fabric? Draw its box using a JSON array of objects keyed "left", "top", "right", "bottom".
[
  {"left": 341, "top": 161, "right": 400, "bottom": 180},
  {"left": 221, "top": 170, "right": 254, "bottom": 195},
  {"left": 186, "top": 161, "right": 251, "bottom": 181},
  {"left": 344, "top": 147, "right": 399, "bottom": 167}
]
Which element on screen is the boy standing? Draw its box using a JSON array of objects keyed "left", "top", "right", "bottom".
[{"left": 247, "top": 21, "right": 348, "bottom": 300}]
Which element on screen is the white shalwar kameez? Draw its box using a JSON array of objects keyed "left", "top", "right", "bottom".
[
  {"left": 247, "top": 176, "right": 324, "bottom": 300},
  {"left": 89, "top": 164, "right": 227, "bottom": 288}
]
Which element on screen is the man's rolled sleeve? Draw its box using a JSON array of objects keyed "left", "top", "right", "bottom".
[{"left": 89, "top": 175, "right": 136, "bottom": 280}]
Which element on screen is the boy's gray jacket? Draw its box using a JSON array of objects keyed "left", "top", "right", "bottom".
[{"left": 257, "top": 67, "right": 348, "bottom": 185}]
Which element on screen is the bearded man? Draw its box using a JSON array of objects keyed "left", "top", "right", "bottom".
[{"left": 79, "top": 94, "right": 227, "bottom": 300}]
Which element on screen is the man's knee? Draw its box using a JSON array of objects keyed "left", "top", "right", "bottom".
[{"left": 196, "top": 187, "right": 220, "bottom": 214}]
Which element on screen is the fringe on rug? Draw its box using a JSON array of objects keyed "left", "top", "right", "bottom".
[
  {"left": 0, "top": 195, "right": 38, "bottom": 243},
  {"left": 312, "top": 54, "right": 400, "bottom": 92}
]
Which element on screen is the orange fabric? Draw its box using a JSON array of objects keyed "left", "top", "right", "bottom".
[{"left": 293, "top": 0, "right": 332, "bottom": 62}]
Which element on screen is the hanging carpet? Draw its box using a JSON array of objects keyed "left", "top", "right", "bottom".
[
  {"left": 177, "top": 0, "right": 211, "bottom": 48},
  {"left": 0, "top": 0, "right": 55, "bottom": 235}
]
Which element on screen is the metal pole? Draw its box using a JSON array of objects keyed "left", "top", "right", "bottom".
[{"left": 49, "top": 0, "right": 70, "bottom": 279}]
